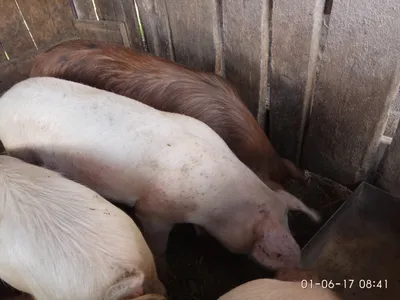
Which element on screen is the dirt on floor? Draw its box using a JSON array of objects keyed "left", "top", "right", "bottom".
[{"left": 0, "top": 171, "right": 352, "bottom": 300}]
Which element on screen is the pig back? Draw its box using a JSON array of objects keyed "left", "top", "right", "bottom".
[
  {"left": 30, "top": 39, "right": 293, "bottom": 185},
  {"left": 0, "top": 77, "right": 246, "bottom": 214},
  {"left": 0, "top": 155, "right": 159, "bottom": 300}
]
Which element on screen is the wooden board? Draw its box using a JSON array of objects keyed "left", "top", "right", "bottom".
[
  {"left": 0, "top": 0, "right": 36, "bottom": 59},
  {"left": 384, "top": 111, "right": 400, "bottom": 137},
  {"left": 222, "top": 0, "right": 269, "bottom": 120},
  {"left": 0, "top": 42, "right": 8, "bottom": 62},
  {"left": 164, "top": 0, "right": 222, "bottom": 73},
  {"left": 74, "top": 19, "right": 130, "bottom": 46},
  {"left": 72, "top": 0, "right": 97, "bottom": 20},
  {"left": 91, "top": 0, "right": 143, "bottom": 50},
  {"left": 301, "top": 0, "right": 400, "bottom": 185},
  {"left": 15, "top": 0, "right": 79, "bottom": 51},
  {"left": 302, "top": 183, "right": 400, "bottom": 300},
  {"left": 0, "top": 50, "right": 37, "bottom": 94},
  {"left": 384, "top": 91, "right": 400, "bottom": 137},
  {"left": 135, "top": 0, "right": 174, "bottom": 60},
  {"left": 377, "top": 124, "right": 400, "bottom": 197},
  {"left": 269, "top": 0, "right": 325, "bottom": 164},
  {"left": 95, "top": 0, "right": 117, "bottom": 20}
]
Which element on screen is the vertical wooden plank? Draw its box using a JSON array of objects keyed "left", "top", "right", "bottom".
[
  {"left": 222, "top": 0, "right": 270, "bottom": 118},
  {"left": 0, "top": 42, "right": 8, "bottom": 62},
  {"left": 384, "top": 91, "right": 400, "bottom": 137},
  {"left": 135, "top": 0, "right": 174, "bottom": 60},
  {"left": 95, "top": 0, "right": 116, "bottom": 20},
  {"left": 377, "top": 123, "right": 400, "bottom": 198},
  {"left": 72, "top": 0, "right": 97, "bottom": 20},
  {"left": 164, "top": 0, "right": 222, "bottom": 73},
  {"left": 74, "top": 19, "right": 130, "bottom": 46},
  {"left": 269, "top": 0, "right": 324, "bottom": 164},
  {"left": 0, "top": 0, "right": 36, "bottom": 58},
  {"left": 0, "top": 50, "right": 37, "bottom": 94},
  {"left": 302, "top": 0, "right": 400, "bottom": 185},
  {"left": 15, "top": 0, "right": 79, "bottom": 51},
  {"left": 93, "top": 0, "right": 143, "bottom": 51}
]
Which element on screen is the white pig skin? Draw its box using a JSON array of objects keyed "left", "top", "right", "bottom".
[
  {"left": 0, "top": 77, "right": 319, "bottom": 272},
  {"left": 218, "top": 278, "right": 341, "bottom": 300},
  {"left": 0, "top": 155, "right": 165, "bottom": 300}
]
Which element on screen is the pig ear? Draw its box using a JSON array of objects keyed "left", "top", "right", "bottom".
[
  {"left": 276, "top": 190, "right": 320, "bottom": 223},
  {"left": 104, "top": 270, "right": 145, "bottom": 300},
  {"left": 282, "top": 158, "right": 306, "bottom": 181},
  {"left": 252, "top": 218, "right": 301, "bottom": 269}
]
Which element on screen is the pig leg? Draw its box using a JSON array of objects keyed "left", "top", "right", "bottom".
[
  {"left": 104, "top": 271, "right": 145, "bottom": 300},
  {"left": 136, "top": 215, "right": 173, "bottom": 281}
]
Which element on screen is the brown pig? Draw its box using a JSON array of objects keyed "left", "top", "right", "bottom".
[{"left": 30, "top": 39, "right": 304, "bottom": 189}]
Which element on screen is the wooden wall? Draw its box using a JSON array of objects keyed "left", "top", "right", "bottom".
[{"left": 1, "top": 0, "right": 400, "bottom": 189}]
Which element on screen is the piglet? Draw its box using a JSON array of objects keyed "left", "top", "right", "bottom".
[
  {"left": 0, "top": 155, "right": 166, "bottom": 300},
  {"left": 218, "top": 278, "right": 341, "bottom": 300},
  {"left": 30, "top": 39, "right": 304, "bottom": 189},
  {"left": 0, "top": 77, "right": 319, "bottom": 274}
]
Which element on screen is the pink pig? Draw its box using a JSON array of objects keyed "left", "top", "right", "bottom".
[{"left": 0, "top": 77, "right": 319, "bottom": 275}]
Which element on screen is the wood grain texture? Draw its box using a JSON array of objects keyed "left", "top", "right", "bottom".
[
  {"left": 301, "top": 0, "right": 400, "bottom": 185},
  {"left": 0, "top": 49, "right": 37, "bottom": 94},
  {"left": 72, "top": 0, "right": 97, "bottom": 20},
  {"left": 0, "top": 0, "right": 36, "bottom": 58},
  {"left": 269, "top": 0, "right": 324, "bottom": 164},
  {"left": 135, "top": 0, "right": 174, "bottom": 60},
  {"left": 222, "top": 0, "right": 269, "bottom": 119},
  {"left": 0, "top": 42, "right": 7, "bottom": 62},
  {"left": 384, "top": 91, "right": 400, "bottom": 137},
  {"left": 74, "top": 19, "right": 130, "bottom": 46},
  {"left": 384, "top": 111, "right": 400, "bottom": 137},
  {"left": 165, "top": 0, "right": 222, "bottom": 73},
  {"left": 15, "top": 0, "right": 79, "bottom": 50},
  {"left": 95, "top": 0, "right": 116, "bottom": 20},
  {"left": 377, "top": 123, "right": 400, "bottom": 197},
  {"left": 93, "top": 0, "right": 143, "bottom": 50}
]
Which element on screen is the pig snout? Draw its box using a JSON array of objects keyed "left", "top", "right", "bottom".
[
  {"left": 248, "top": 190, "right": 321, "bottom": 271},
  {"left": 251, "top": 229, "right": 301, "bottom": 270}
]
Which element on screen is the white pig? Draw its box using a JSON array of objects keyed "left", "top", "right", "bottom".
[
  {"left": 218, "top": 278, "right": 341, "bottom": 300},
  {"left": 0, "top": 77, "right": 319, "bottom": 272},
  {"left": 0, "top": 155, "right": 165, "bottom": 300}
]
